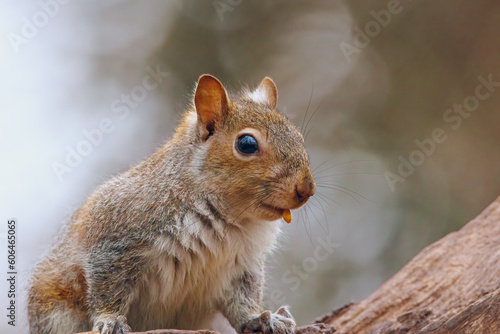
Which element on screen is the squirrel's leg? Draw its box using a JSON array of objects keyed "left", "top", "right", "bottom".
[
  {"left": 219, "top": 266, "right": 296, "bottom": 334},
  {"left": 28, "top": 256, "right": 90, "bottom": 334},
  {"left": 28, "top": 298, "right": 89, "bottom": 334},
  {"left": 87, "top": 240, "right": 144, "bottom": 334}
]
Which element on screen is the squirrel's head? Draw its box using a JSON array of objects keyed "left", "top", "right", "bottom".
[{"left": 181, "top": 74, "right": 315, "bottom": 223}]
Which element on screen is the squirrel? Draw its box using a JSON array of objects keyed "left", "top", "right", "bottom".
[{"left": 28, "top": 74, "right": 316, "bottom": 334}]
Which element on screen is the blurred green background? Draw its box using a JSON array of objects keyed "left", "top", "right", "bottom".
[{"left": 2, "top": 0, "right": 500, "bottom": 332}]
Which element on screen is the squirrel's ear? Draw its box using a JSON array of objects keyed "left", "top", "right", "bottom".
[
  {"left": 250, "top": 77, "right": 278, "bottom": 109},
  {"left": 194, "top": 74, "right": 229, "bottom": 140}
]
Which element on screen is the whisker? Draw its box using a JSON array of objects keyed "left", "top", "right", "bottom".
[
  {"left": 306, "top": 200, "right": 330, "bottom": 236},
  {"left": 321, "top": 183, "right": 372, "bottom": 203},
  {"left": 221, "top": 191, "right": 272, "bottom": 241},
  {"left": 307, "top": 201, "right": 329, "bottom": 238},
  {"left": 300, "top": 78, "right": 315, "bottom": 135},
  {"left": 302, "top": 205, "right": 315, "bottom": 246},
  {"left": 303, "top": 124, "right": 316, "bottom": 144},
  {"left": 314, "top": 172, "right": 382, "bottom": 180},
  {"left": 315, "top": 192, "right": 344, "bottom": 208},
  {"left": 312, "top": 159, "right": 375, "bottom": 178},
  {"left": 303, "top": 96, "right": 325, "bottom": 144},
  {"left": 311, "top": 159, "right": 332, "bottom": 175},
  {"left": 317, "top": 184, "right": 369, "bottom": 206}
]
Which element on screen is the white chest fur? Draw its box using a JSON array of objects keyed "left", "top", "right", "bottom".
[{"left": 127, "top": 218, "right": 282, "bottom": 331}]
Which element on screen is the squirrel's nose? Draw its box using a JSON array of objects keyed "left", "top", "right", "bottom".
[{"left": 296, "top": 173, "right": 316, "bottom": 203}]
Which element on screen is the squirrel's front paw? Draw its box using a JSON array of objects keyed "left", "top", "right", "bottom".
[
  {"left": 93, "top": 315, "right": 131, "bottom": 334},
  {"left": 241, "top": 306, "right": 296, "bottom": 334}
]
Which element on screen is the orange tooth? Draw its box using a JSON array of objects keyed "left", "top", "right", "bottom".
[{"left": 283, "top": 209, "right": 292, "bottom": 224}]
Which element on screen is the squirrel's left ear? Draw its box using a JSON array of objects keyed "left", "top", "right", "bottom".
[
  {"left": 249, "top": 77, "right": 278, "bottom": 109},
  {"left": 194, "top": 74, "right": 230, "bottom": 141}
]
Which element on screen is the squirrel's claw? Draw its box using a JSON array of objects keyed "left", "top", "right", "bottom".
[
  {"left": 93, "top": 315, "right": 131, "bottom": 334},
  {"left": 241, "top": 306, "right": 296, "bottom": 334}
]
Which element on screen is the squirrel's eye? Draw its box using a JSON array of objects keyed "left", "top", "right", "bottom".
[{"left": 237, "top": 135, "right": 259, "bottom": 155}]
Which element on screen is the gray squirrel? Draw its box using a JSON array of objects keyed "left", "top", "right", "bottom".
[{"left": 28, "top": 74, "right": 316, "bottom": 334}]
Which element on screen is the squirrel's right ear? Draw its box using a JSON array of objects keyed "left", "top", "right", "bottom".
[{"left": 194, "top": 74, "right": 229, "bottom": 141}]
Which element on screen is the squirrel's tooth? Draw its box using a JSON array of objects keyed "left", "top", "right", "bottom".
[{"left": 283, "top": 209, "right": 292, "bottom": 224}]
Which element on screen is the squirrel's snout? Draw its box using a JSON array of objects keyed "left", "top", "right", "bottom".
[{"left": 296, "top": 174, "right": 316, "bottom": 204}]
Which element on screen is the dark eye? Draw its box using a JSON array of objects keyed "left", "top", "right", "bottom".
[{"left": 237, "top": 134, "right": 259, "bottom": 155}]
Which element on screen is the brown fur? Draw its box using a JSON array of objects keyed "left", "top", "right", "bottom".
[{"left": 28, "top": 75, "right": 315, "bottom": 334}]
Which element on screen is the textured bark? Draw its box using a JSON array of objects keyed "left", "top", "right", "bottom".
[
  {"left": 126, "top": 325, "right": 335, "bottom": 334},
  {"left": 77, "top": 196, "right": 500, "bottom": 334},
  {"left": 129, "top": 331, "right": 219, "bottom": 334}
]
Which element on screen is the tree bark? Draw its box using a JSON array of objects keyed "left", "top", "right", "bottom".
[{"left": 77, "top": 196, "right": 500, "bottom": 334}]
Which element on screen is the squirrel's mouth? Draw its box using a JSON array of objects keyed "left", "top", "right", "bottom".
[
  {"left": 261, "top": 203, "right": 286, "bottom": 215},
  {"left": 261, "top": 198, "right": 308, "bottom": 214},
  {"left": 260, "top": 204, "right": 295, "bottom": 223}
]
